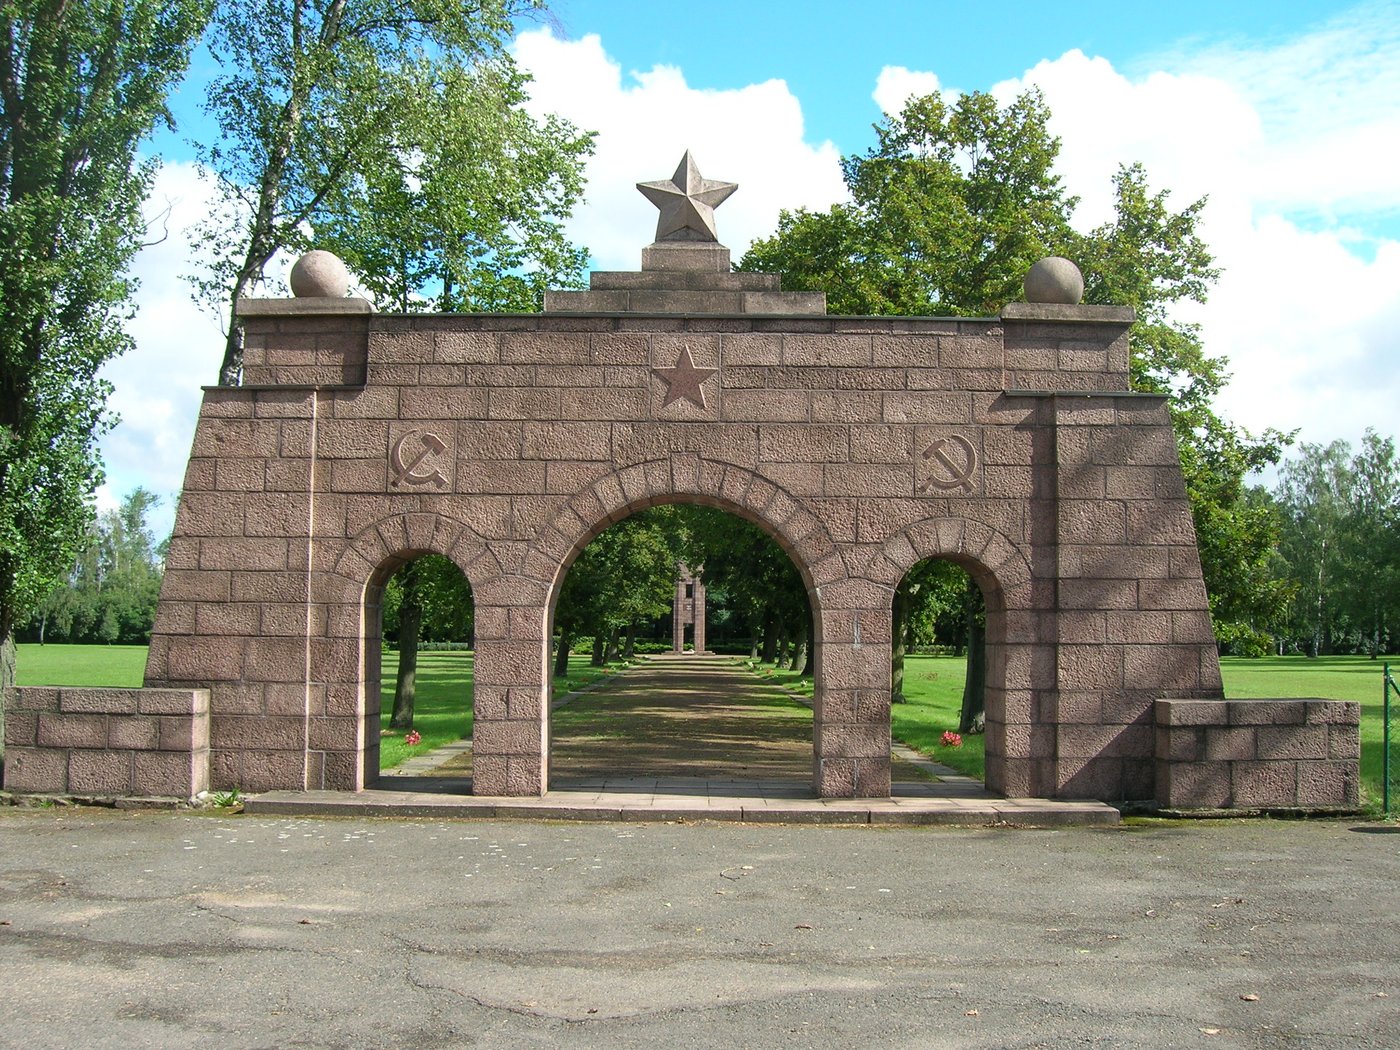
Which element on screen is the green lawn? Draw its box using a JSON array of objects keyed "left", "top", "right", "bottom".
[
  {"left": 735, "top": 655, "right": 986, "bottom": 779},
  {"left": 14, "top": 644, "right": 147, "bottom": 687},
  {"left": 895, "top": 654, "right": 986, "bottom": 779},
  {"left": 13, "top": 643, "right": 632, "bottom": 773}
]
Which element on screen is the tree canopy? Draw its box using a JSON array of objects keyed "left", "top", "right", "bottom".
[
  {"left": 23, "top": 489, "right": 167, "bottom": 646},
  {"left": 190, "top": 0, "right": 595, "bottom": 382},
  {"left": 742, "top": 87, "right": 1291, "bottom": 646},
  {"left": 1270, "top": 431, "right": 1400, "bottom": 657},
  {"left": 0, "top": 0, "right": 209, "bottom": 716}
]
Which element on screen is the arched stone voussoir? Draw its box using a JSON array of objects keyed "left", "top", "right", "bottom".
[
  {"left": 878, "top": 515, "right": 1034, "bottom": 609},
  {"left": 330, "top": 510, "right": 490, "bottom": 593},
  {"left": 537, "top": 458, "right": 839, "bottom": 599}
]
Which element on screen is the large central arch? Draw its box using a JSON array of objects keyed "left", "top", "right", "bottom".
[{"left": 536, "top": 459, "right": 837, "bottom": 792}]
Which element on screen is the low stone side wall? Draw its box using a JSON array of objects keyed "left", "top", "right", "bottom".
[
  {"left": 1155, "top": 698, "right": 1360, "bottom": 810},
  {"left": 3, "top": 688, "right": 210, "bottom": 798}
]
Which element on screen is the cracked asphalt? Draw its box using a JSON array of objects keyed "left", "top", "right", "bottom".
[{"left": 1, "top": 808, "right": 1397, "bottom": 1049}]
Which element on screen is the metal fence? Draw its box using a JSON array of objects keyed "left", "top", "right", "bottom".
[{"left": 1386, "top": 664, "right": 1399, "bottom": 816}]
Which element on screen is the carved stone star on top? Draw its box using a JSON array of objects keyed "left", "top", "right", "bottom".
[
  {"left": 637, "top": 151, "right": 737, "bottom": 243},
  {"left": 652, "top": 345, "right": 717, "bottom": 409}
]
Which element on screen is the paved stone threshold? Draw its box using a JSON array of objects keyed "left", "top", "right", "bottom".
[{"left": 250, "top": 659, "right": 1119, "bottom": 826}]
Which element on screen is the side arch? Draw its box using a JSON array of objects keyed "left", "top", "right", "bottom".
[
  {"left": 312, "top": 510, "right": 491, "bottom": 790},
  {"left": 871, "top": 516, "right": 1049, "bottom": 798}
]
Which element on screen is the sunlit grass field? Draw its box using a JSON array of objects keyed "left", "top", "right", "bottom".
[
  {"left": 13, "top": 644, "right": 1397, "bottom": 805},
  {"left": 15, "top": 644, "right": 147, "bottom": 687}
]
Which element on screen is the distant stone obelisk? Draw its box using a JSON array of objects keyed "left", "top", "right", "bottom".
[{"left": 671, "top": 564, "right": 707, "bottom": 653}]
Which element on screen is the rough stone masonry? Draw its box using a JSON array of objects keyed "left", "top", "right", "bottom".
[{"left": 2, "top": 153, "right": 1358, "bottom": 809}]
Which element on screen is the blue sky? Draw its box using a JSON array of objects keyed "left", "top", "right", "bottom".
[
  {"left": 548, "top": 0, "right": 1352, "bottom": 144},
  {"left": 109, "top": 0, "right": 1400, "bottom": 534}
]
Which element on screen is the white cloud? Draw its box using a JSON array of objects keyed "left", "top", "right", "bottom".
[
  {"left": 100, "top": 160, "right": 227, "bottom": 538},
  {"left": 973, "top": 9, "right": 1400, "bottom": 456},
  {"left": 873, "top": 66, "right": 942, "bottom": 117},
  {"left": 511, "top": 29, "right": 846, "bottom": 271}
]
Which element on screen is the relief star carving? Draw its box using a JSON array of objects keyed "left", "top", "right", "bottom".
[
  {"left": 652, "top": 345, "right": 717, "bottom": 409},
  {"left": 637, "top": 151, "right": 737, "bottom": 243}
]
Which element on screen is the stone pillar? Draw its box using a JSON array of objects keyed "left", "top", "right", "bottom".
[
  {"left": 672, "top": 563, "right": 705, "bottom": 652},
  {"left": 672, "top": 573, "right": 686, "bottom": 652},
  {"left": 812, "top": 584, "right": 892, "bottom": 798},
  {"left": 1049, "top": 391, "right": 1223, "bottom": 801},
  {"left": 470, "top": 583, "right": 549, "bottom": 796},
  {"left": 693, "top": 575, "right": 707, "bottom": 654}
]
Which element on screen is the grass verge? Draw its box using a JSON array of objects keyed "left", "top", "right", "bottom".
[{"left": 15, "top": 644, "right": 147, "bottom": 687}]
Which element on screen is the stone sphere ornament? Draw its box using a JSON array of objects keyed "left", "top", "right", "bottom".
[
  {"left": 1024, "top": 256, "right": 1084, "bottom": 305},
  {"left": 289, "top": 249, "right": 351, "bottom": 298}
]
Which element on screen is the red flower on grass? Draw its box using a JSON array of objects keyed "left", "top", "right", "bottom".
[
  {"left": 405, "top": 730, "right": 422, "bottom": 746},
  {"left": 940, "top": 731, "right": 963, "bottom": 748}
]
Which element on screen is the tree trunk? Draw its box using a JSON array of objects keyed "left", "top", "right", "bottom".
[
  {"left": 959, "top": 581, "right": 986, "bottom": 734},
  {"left": 891, "top": 579, "right": 910, "bottom": 703},
  {"left": 553, "top": 632, "right": 572, "bottom": 678},
  {"left": 389, "top": 568, "right": 422, "bottom": 730},
  {"left": 590, "top": 632, "right": 605, "bottom": 667},
  {"left": 760, "top": 609, "right": 778, "bottom": 663}
]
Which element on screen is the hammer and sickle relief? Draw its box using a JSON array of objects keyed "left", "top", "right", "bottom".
[
  {"left": 390, "top": 430, "right": 448, "bottom": 488},
  {"left": 919, "top": 434, "right": 977, "bottom": 494}
]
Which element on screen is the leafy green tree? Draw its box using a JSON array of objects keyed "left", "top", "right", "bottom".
[
  {"left": 191, "top": 0, "right": 593, "bottom": 383},
  {"left": 742, "top": 88, "right": 1288, "bottom": 660},
  {"left": 1276, "top": 440, "right": 1353, "bottom": 656},
  {"left": 744, "top": 89, "right": 1072, "bottom": 316},
  {"left": 1274, "top": 432, "right": 1400, "bottom": 657},
  {"left": 1339, "top": 431, "right": 1400, "bottom": 656},
  {"left": 0, "top": 1, "right": 208, "bottom": 743},
  {"left": 380, "top": 554, "right": 473, "bottom": 728},
  {"left": 553, "top": 510, "right": 677, "bottom": 673},
  {"left": 679, "top": 507, "right": 811, "bottom": 672},
  {"left": 892, "top": 560, "right": 966, "bottom": 701},
  {"left": 23, "top": 488, "right": 167, "bottom": 646},
  {"left": 311, "top": 60, "right": 592, "bottom": 313}
]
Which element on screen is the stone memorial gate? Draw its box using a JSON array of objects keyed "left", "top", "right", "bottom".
[{"left": 3, "top": 153, "right": 1359, "bottom": 810}]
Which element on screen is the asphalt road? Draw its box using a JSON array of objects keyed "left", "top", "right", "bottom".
[{"left": 1, "top": 807, "right": 1397, "bottom": 1049}]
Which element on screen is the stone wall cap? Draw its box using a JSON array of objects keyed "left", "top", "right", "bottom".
[
  {"left": 1001, "top": 302, "right": 1135, "bottom": 323},
  {"left": 1006, "top": 389, "right": 1167, "bottom": 401},
  {"left": 201, "top": 383, "right": 365, "bottom": 393},
  {"left": 237, "top": 297, "right": 374, "bottom": 317}
]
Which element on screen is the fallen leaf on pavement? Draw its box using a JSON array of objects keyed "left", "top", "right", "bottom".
[{"left": 1240, "top": 994, "right": 1259, "bottom": 1002}]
